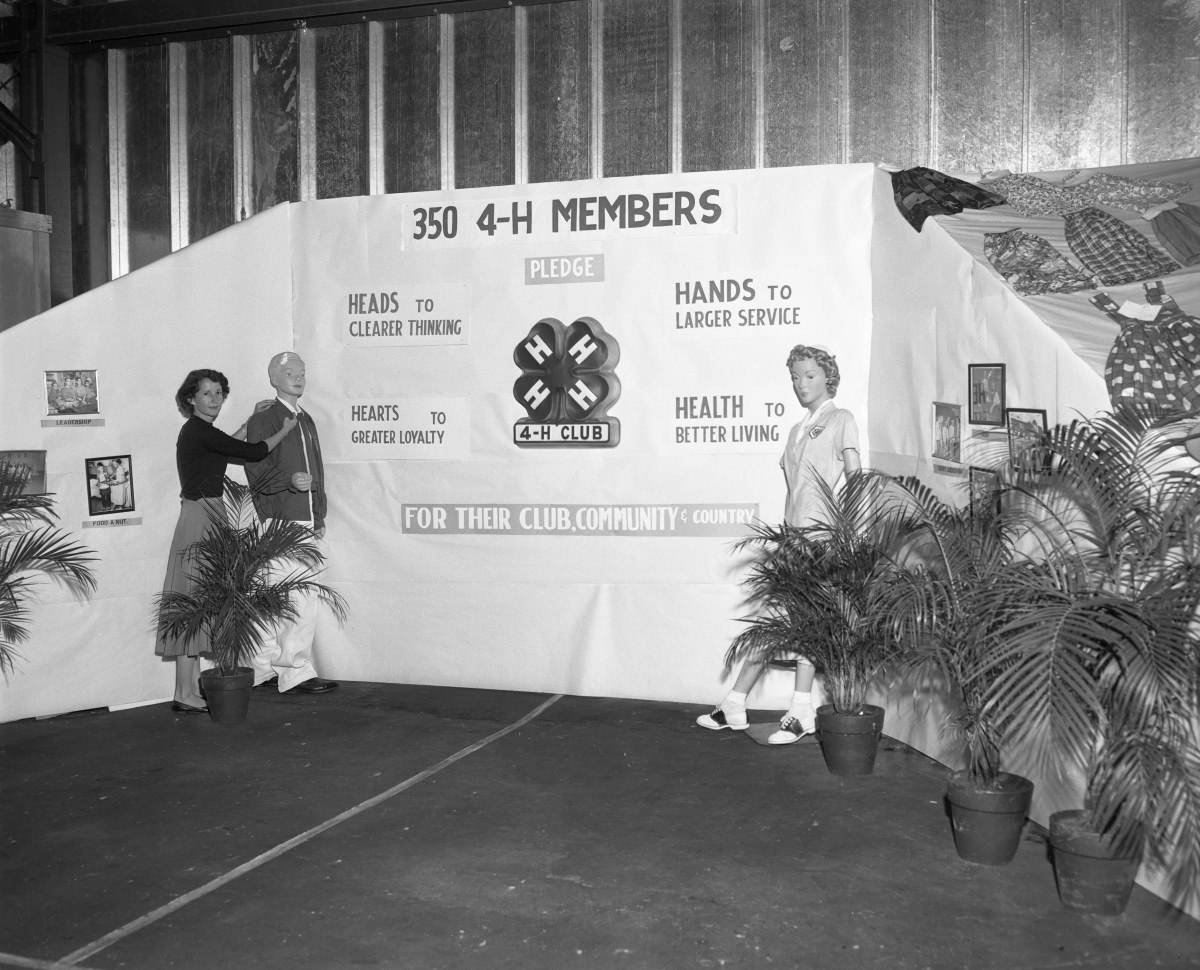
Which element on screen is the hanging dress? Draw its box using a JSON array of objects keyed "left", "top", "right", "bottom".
[
  {"left": 982, "top": 172, "right": 1180, "bottom": 285},
  {"left": 1064, "top": 170, "right": 1193, "bottom": 211},
  {"left": 978, "top": 172, "right": 1095, "bottom": 216},
  {"left": 1091, "top": 281, "right": 1200, "bottom": 415},
  {"left": 890, "top": 167, "right": 1007, "bottom": 231},
  {"left": 983, "top": 228, "right": 1096, "bottom": 295},
  {"left": 1148, "top": 202, "right": 1200, "bottom": 267},
  {"left": 1064, "top": 207, "right": 1179, "bottom": 286}
]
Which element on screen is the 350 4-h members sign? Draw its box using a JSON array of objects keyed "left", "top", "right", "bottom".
[{"left": 512, "top": 316, "right": 621, "bottom": 448}]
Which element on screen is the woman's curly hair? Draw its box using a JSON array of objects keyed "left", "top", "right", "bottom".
[
  {"left": 785, "top": 345, "right": 841, "bottom": 397},
  {"left": 175, "top": 369, "right": 230, "bottom": 417}
]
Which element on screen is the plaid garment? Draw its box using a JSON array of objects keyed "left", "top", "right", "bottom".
[
  {"left": 1093, "top": 281, "right": 1200, "bottom": 415},
  {"left": 891, "top": 167, "right": 1007, "bottom": 231},
  {"left": 1065, "top": 207, "right": 1178, "bottom": 286},
  {"left": 983, "top": 228, "right": 1096, "bottom": 295},
  {"left": 1152, "top": 202, "right": 1200, "bottom": 267}
]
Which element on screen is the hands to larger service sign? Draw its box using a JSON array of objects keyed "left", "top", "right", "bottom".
[{"left": 512, "top": 316, "right": 621, "bottom": 448}]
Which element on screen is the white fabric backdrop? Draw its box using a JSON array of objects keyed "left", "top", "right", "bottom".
[
  {"left": 0, "top": 204, "right": 293, "bottom": 721},
  {"left": 293, "top": 166, "right": 874, "bottom": 704},
  {"left": 0, "top": 165, "right": 876, "bottom": 720}
]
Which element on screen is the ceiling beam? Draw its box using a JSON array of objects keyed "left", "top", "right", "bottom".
[{"left": 2, "top": 0, "right": 520, "bottom": 51}]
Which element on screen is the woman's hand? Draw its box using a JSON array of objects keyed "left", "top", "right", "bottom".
[
  {"left": 291, "top": 471, "right": 313, "bottom": 492},
  {"left": 238, "top": 400, "right": 279, "bottom": 439},
  {"left": 264, "top": 414, "right": 300, "bottom": 452}
]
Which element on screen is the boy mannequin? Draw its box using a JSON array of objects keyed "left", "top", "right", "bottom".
[{"left": 245, "top": 351, "right": 338, "bottom": 694}]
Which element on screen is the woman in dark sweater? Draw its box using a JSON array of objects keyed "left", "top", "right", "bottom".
[{"left": 156, "top": 369, "right": 297, "bottom": 713}]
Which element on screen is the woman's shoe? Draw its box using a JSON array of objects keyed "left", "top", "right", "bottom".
[
  {"left": 171, "top": 701, "right": 208, "bottom": 715},
  {"left": 696, "top": 707, "right": 749, "bottom": 731},
  {"left": 766, "top": 714, "right": 814, "bottom": 744}
]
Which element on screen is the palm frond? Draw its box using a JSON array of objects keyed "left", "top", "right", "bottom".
[
  {"left": 0, "top": 493, "right": 60, "bottom": 531},
  {"left": 873, "top": 474, "right": 1041, "bottom": 783},
  {"left": 0, "top": 527, "right": 100, "bottom": 593},
  {"left": 0, "top": 472, "right": 99, "bottom": 676},
  {"left": 977, "top": 408, "right": 1200, "bottom": 910},
  {"left": 726, "top": 471, "right": 912, "bottom": 712},
  {"left": 725, "top": 409, "right": 1200, "bottom": 904},
  {"left": 153, "top": 478, "right": 348, "bottom": 673}
]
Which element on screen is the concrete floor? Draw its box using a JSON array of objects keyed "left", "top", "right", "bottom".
[{"left": 1, "top": 683, "right": 1196, "bottom": 970}]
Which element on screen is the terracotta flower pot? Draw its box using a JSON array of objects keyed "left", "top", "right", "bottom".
[
  {"left": 199, "top": 666, "right": 254, "bottom": 725},
  {"left": 945, "top": 770, "right": 1034, "bottom": 865},
  {"left": 1049, "top": 809, "right": 1140, "bottom": 915},
  {"left": 815, "top": 704, "right": 884, "bottom": 775}
]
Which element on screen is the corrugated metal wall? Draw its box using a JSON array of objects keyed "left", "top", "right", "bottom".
[
  {"left": 470, "top": 0, "right": 1199, "bottom": 180},
  {"left": 64, "top": 0, "right": 1200, "bottom": 292}
]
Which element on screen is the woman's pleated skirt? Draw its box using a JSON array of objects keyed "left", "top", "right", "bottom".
[{"left": 154, "top": 497, "right": 222, "bottom": 658}]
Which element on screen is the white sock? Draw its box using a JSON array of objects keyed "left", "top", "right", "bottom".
[
  {"left": 788, "top": 691, "right": 815, "bottom": 727},
  {"left": 724, "top": 690, "right": 748, "bottom": 713}
]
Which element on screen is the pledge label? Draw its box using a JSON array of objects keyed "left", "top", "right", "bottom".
[{"left": 525, "top": 254, "right": 605, "bottom": 285}]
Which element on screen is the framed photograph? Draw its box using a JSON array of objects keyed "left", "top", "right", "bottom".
[
  {"left": 1006, "top": 408, "right": 1048, "bottom": 473},
  {"left": 45, "top": 369, "right": 100, "bottom": 416},
  {"left": 968, "top": 465, "right": 1002, "bottom": 519},
  {"left": 0, "top": 450, "right": 47, "bottom": 495},
  {"left": 932, "top": 401, "right": 963, "bottom": 463},
  {"left": 968, "top": 363, "right": 1005, "bottom": 426},
  {"left": 86, "top": 455, "right": 135, "bottom": 516}
]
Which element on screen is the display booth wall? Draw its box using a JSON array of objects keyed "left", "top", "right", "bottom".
[
  {"left": 863, "top": 167, "right": 1119, "bottom": 836},
  {"left": 8, "top": 164, "right": 1186, "bottom": 911},
  {"left": 0, "top": 160, "right": 1113, "bottom": 749},
  {"left": 0, "top": 204, "right": 294, "bottom": 720},
  {"left": 2, "top": 164, "right": 890, "bottom": 725}
]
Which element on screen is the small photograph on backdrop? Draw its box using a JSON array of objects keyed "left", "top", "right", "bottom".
[
  {"left": 1006, "top": 408, "right": 1049, "bottom": 473},
  {"left": 0, "top": 450, "right": 47, "bottom": 495},
  {"left": 45, "top": 370, "right": 100, "bottom": 416},
  {"left": 968, "top": 363, "right": 1005, "bottom": 426},
  {"left": 968, "top": 465, "right": 1002, "bottom": 519},
  {"left": 85, "top": 455, "right": 135, "bottom": 516},
  {"left": 932, "top": 402, "right": 963, "bottom": 464}
]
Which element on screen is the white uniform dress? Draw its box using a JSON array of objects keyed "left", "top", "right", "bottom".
[
  {"left": 779, "top": 399, "right": 860, "bottom": 527},
  {"left": 775, "top": 398, "right": 860, "bottom": 672}
]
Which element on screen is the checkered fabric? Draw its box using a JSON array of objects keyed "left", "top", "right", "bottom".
[
  {"left": 1066, "top": 207, "right": 1178, "bottom": 286},
  {"left": 1094, "top": 281, "right": 1200, "bottom": 415}
]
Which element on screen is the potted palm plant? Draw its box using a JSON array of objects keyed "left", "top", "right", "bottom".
[
  {"left": 154, "top": 477, "right": 348, "bottom": 723},
  {"left": 0, "top": 460, "right": 98, "bottom": 675},
  {"left": 979, "top": 409, "right": 1200, "bottom": 914},
  {"left": 726, "top": 472, "right": 914, "bottom": 775},
  {"left": 882, "top": 473, "right": 1037, "bottom": 865}
]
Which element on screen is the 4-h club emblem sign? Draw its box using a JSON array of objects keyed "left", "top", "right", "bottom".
[{"left": 512, "top": 316, "right": 621, "bottom": 447}]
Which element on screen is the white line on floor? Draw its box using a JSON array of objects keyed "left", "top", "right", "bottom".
[
  {"left": 57, "top": 693, "right": 565, "bottom": 966},
  {"left": 0, "top": 952, "right": 105, "bottom": 970}
]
